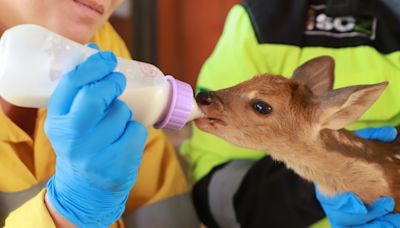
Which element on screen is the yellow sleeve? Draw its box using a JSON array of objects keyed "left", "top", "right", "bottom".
[
  {"left": 4, "top": 190, "right": 55, "bottom": 228},
  {"left": 4, "top": 189, "right": 125, "bottom": 228}
]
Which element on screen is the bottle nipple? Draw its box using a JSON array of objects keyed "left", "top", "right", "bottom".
[{"left": 188, "top": 101, "right": 206, "bottom": 120}]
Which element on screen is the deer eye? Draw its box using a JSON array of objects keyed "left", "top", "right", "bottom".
[{"left": 252, "top": 101, "right": 272, "bottom": 115}]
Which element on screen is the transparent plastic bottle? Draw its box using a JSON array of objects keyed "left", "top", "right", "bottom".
[{"left": 0, "top": 24, "right": 203, "bottom": 130}]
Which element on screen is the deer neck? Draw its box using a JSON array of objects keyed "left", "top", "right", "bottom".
[{"left": 265, "top": 129, "right": 388, "bottom": 196}]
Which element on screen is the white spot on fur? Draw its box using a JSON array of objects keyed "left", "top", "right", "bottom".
[
  {"left": 245, "top": 90, "right": 258, "bottom": 99},
  {"left": 352, "top": 141, "right": 365, "bottom": 149},
  {"left": 394, "top": 154, "right": 400, "bottom": 160},
  {"left": 387, "top": 157, "right": 394, "bottom": 162}
]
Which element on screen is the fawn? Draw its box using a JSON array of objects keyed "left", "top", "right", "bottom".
[{"left": 194, "top": 56, "right": 400, "bottom": 211}]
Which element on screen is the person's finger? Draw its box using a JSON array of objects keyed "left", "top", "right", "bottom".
[
  {"left": 89, "top": 99, "right": 132, "bottom": 148},
  {"left": 316, "top": 189, "right": 367, "bottom": 214},
  {"left": 86, "top": 43, "right": 99, "bottom": 50},
  {"left": 112, "top": 120, "right": 148, "bottom": 161},
  {"left": 67, "top": 72, "right": 126, "bottom": 129},
  {"left": 364, "top": 197, "right": 395, "bottom": 219},
  {"left": 48, "top": 51, "right": 118, "bottom": 115},
  {"left": 354, "top": 126, "right": 397, "bottom": 142},
  {"left": 376, "top": 213, "right": 400, "bottom": 227}
]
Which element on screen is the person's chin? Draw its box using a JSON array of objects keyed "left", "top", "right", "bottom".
[{"left": 52, "top": 22, "right": 100, "bottom": 44}]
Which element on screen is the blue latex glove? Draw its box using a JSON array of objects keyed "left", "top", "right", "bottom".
[
  {"left": 316, "top": 127, "right": 399, "bottom": 228},
  {"left": 353, "top": 126, "right": 397, "bottom": 143},
  {"left": 45, "top": 49, "right": 148, "bottom": 227},
  {"left": 316, "top": 189, "right": 398, "bottom": 227}
]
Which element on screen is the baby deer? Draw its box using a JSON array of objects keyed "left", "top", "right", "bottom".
[{"left": 194, "top": 56, "right": 400, "bottom": 211}]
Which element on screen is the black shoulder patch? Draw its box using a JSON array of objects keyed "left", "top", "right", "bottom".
[
  {"left": 241, "top": 0, "right": 400, "bottom": 54},
  {"left": 241, "top": 0, "right": 309, "bottom": 45}
]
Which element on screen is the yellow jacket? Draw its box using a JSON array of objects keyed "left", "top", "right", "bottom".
[{"left": 1, "top": 22, "right": 198, "bottom": 227}]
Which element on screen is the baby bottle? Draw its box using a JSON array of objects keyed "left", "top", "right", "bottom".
[{"left": 0, "top": 24, "right": 203, "bottom": 130}]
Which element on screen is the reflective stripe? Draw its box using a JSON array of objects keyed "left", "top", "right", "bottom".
[
  {"left": 0, "top": 182, "right": 47, "bottom": 226},
  {"left": 123, "top": 193, "right": 200, "bottom": 228},
  {"left": 209, "top": 160, "right": 255, "bottom": 228}
]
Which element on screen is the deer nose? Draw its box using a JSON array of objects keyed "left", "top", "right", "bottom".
[{"left": 196, "top": 92, "right": 213, "bottom": 106}]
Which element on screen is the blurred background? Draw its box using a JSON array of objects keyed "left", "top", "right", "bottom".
[
  {"left": 109, "top": 0, "right": 239, "bottom": 156},
  {"left": 110, "top": 0, "right": 239, "bottom": 88}
]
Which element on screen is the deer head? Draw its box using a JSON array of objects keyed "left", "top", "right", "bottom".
[{"left": 194, "top": 56, "right": 388, "bottom": 151}]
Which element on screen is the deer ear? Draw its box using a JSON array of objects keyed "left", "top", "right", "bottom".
[
  {"left": 319, "top": 82, "right": 388, "bottom": 130},
  {"left": 292, "top": 56, "right": 335, "bottom": 96}
]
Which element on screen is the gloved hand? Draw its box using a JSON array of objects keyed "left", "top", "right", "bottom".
[
  {"left": 353, "top": 126, "right": 398, "bottom": 142},
  {"left": 45, "top": 49, "right": 148, "bottom": 227},
  {"left": 316, "top": 190, "right": 399, "bottom": 227},
  {"left": 316, "top": 126, "right": 399, "bottom": 228}
]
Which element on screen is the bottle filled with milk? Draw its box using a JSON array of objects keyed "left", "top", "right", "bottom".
[{"left": 0, "top": 24, "right": 203, "bottom": 130}]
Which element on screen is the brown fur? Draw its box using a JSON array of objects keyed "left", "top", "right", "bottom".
[{"left": 194, "top": 57, "right": 400, "bottom": 211}]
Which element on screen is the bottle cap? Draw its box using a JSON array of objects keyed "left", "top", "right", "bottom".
[{"left": 154, "top": 76, "right": 193, "bottom": 130}]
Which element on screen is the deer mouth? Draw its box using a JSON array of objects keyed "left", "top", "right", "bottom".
[
  {"left": 194, "top": 97, "right": 227, "bottom": 128},
  {"left": 194, "top": 117, "right": 226, "bottom": 128}
]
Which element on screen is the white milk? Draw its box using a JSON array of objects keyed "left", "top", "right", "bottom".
[
  {"left": 0, "top": 24, "right": 202, "bottom": 130},
  {"left": 120, "top": 86, "right": 169, "bottom": 126},
  {"left": 121, "top": 86, "right": 205, "bottom": 126}
]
